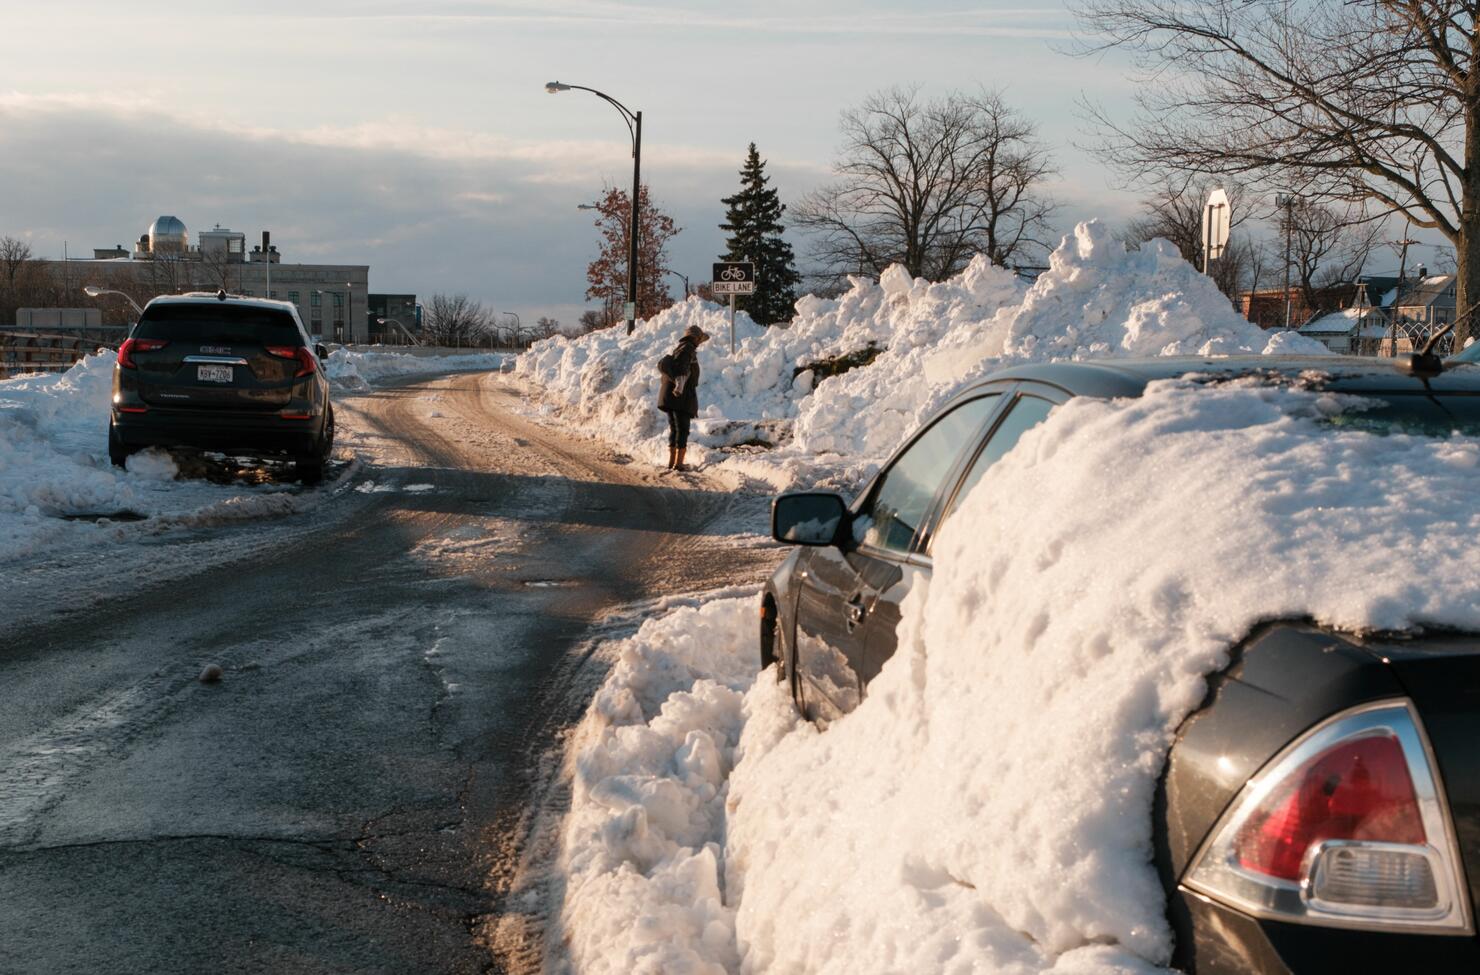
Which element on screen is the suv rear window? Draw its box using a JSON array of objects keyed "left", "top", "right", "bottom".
[{"left": 134, "top": 304, "right": 302, "bottom": 346}]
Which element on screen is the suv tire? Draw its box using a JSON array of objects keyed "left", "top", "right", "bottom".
[
  {"left": 296, "top": 407, "right": 334, "bottom": 485},
  {"left": 107, "top": 420, "right": 135, "bottom": 469}
]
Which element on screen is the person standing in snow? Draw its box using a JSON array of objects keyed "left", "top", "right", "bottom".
[{"left": 657, "top": 324, "right": 709, "bottom": 472}]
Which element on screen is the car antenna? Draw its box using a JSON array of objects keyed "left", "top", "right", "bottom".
[{"left": 1401, "top": 301, "right": 1474, "bottom": 378}]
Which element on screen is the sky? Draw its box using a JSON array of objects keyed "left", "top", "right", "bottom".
[{"left": 0, "top": 1, "right": 1152, "bottom": 326}]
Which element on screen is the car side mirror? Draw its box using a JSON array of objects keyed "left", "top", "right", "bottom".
[
  {"left": 315, "top": 344, "right": 328, "bottom": 360},
  {"left": 772, "top": 492, "right": 849, "bottom": 547}
]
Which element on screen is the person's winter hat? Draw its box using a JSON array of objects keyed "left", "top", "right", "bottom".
[{"left": 683, "top": 324, "right": 711, "bottom": 343}]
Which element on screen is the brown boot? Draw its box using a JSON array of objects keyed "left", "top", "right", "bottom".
[
  {"left": 665, "top": 447, "right": 677, "bottom": 470},
  {"left": 674, "top": 448, "right": 688, "bottom": 472}
]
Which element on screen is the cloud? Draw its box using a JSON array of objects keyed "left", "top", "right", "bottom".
[
  {"left": 235, "top": 0, "right": 1075, "bottom": 39},
  {"left": 0, "top": 96, "right": 828, "bottom": 319},
  {"left": 0, "top": 92, "right": 1140, "bottom": 324}
]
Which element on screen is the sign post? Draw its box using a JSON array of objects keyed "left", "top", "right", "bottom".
[
  {"left": 1201, "top": 189, "right": 1230, "bottom": 275},
  {"left": 711, "top": 261, "right": 755, "bottom": 355}
]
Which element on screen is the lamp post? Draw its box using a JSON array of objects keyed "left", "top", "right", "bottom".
[
  {"left": 377, "top": 317, "right": 419, "bottom": 347},
  {"left": 83, "top": 285, "right": 144, "bottom": 318},
  {"left": 546, "top": 80, "right": 641, "bottom": 335},
  {"left": 665, "top": 268, "right": 690, "bottom": 299},
  {"left": 502, "top": 311, "right": 522, "bottom": 349},
  {"left": 344, "top": 281, "right": 355, "bottom": 344}
]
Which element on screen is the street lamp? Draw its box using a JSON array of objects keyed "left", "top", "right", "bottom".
[
  {"left": 501, "top": 311, "right": 522, "bottom": 349},
  {"left": 377, "top": 317, "right": 420, "bottom": 347},
  {"left": 82, "top": 285, "right": 143, "bottom": 317},
  {"left": 546, "top": 80, "right": 642, "bottom": 335},
  {"left": 665, "top": 268, "right": 690, "bottom": 299}
]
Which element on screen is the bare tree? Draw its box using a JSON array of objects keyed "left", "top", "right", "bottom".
[
  {"left": 199, "top": 246, "right": 241, "bottom": 294},
  {"left": 794, "top": 86, "right": 1057, "bottom": 285},
  {"left": 577, "top": 310, "right": 606, "bottom": 334},
  {"left": 0, "top": 236, "right": 34, "bottom": 326},
  {"left": 1286, "top": 200, "right": 1385, "bottom": 313},
  {"left": 1074, "top": 0, "right": 1480, "bottom": 345},
  {"left": 534, "top": 316, "right": 560, "bottom": 341},
  {"left": 0, "top": 236, "right": 30, "bottom": 290},
  {"left": 422, "top": 294, "right": 493, "bottom": 347}
]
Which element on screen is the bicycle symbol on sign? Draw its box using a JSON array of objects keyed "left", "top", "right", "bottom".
[{"left": 720, "top": 266, "right": 748, "bottom": 281}]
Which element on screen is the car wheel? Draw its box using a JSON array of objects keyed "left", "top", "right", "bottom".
[
  {"left": 761, "top": 596, "right": 782, "bottom": 681},
  {"left": 296, "top": 408, "right": 335, "bottom": 485},
  {"left": 107, "top": 420, "right": 134, "bottom": 469},
  {"left": 787, "top": 635, "right": 808, "bottom": 719}
]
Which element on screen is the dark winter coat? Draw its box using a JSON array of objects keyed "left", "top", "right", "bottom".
[{"left": 657, "top": 337, "right": 701, "bottom": 417}]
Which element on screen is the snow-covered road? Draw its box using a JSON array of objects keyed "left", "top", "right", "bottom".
[{"left": 0, "top": 370, "right": 776, "bottom": 975}]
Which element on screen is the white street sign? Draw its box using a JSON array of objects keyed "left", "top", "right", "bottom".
[{"left": 1202, "top": 188, "right": 1231, "bottom": 271}]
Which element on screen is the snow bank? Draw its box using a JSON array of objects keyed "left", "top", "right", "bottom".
[
  {"left": 561, "top": 377, "right": 1480, "bottom": 973},
  {"left": 325, "top": 348, "right": 508, "bottom": 389},
  {"left": 518, "top": 222, "right": 1322, "bottom": 475},
  {"left": 0, "top": 353, "right": 329, "bottom": 560}
]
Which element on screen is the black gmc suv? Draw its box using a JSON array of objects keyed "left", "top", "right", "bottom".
[{"left": 109, "top": 293, "right": 335, "bottom": 482}]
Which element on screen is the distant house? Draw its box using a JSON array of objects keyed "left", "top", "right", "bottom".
[
  {"left": 1298, "top": 307, "right": 1387, "bottom": 355},
  {"left": 1239, "top": 282, "right": 1368, "bottom": 331},
  {"left": 1386, "top": 274, "right": 1456, "bottom": 327},
  {"left": 1373, "top": 274, "right": 1456, "bottom": 356}
]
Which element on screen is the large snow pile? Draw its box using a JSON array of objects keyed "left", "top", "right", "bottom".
[
  {"left": 559, "top": 376, "right": 1480, "bottom": 973},
  {"left": 325, "top": 348, "right": 508, "bottom": 389},
  {"left": 518, "top": 222, "right": 1327, "bottom": 473},
  {"left": 0, "top": 353, "right": 323, "bottom": 559}
]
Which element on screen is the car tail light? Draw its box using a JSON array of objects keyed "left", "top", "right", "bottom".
[
  {"left": 1185, "top": 701, "right": 1471, "bottom": 933},
  {"left": 266, "top": 345, "right": 317, "bottom": 378},
  {"left": 117, "top": 338, "right": 168, "bottom": 369}
]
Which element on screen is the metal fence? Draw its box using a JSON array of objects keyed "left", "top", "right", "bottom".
[{"left": 0, "top": 331, "right": 121, "bottom": 378}]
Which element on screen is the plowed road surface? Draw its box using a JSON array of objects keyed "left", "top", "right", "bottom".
[{"left": 0, "top": 372, "right": 775, "bottom": 974}]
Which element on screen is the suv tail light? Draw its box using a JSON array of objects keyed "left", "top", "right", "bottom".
[
  {"left": 116, "top": 338, "right": 168, "bottom": 369},
  {"left": 266, "top": 345, "right": 317, "bottom": 378},
  {"left": 1186, "top": 701, "right": 1471, "bottom": 933}
]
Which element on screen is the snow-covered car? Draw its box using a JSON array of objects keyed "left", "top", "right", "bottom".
[
  {"left": 761, "top": 352, "right": 1480, "bottom": 973},
  {"left": 109, "top": 292, "right": 335, "bottom": 482}
]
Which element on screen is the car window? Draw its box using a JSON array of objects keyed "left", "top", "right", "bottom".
[
  {"left": 935, "top": 395, "right": 1057, "bottom": 539},
  {"left": 134, "top": 304, "right": 303, "bottom": 345},
  {"left": 853, "top": 395, "right": 999, "bottom": 554}
]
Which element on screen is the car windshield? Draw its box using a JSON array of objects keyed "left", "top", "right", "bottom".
[
  {"left": 134, "top": 304, "right": 301, "bottom": 346},
  {"left": 1325, "top": 391, "right": 1480, "bottom": 437}
]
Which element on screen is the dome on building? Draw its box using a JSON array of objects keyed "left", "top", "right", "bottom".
[{"left": 146, "top": 215, "right": 188, "bottom": 254}]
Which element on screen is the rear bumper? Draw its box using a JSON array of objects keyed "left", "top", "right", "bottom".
[
  {"left": 112, "top": 407, "right": 323, "bottom": 456},
  {"left": 1174, "top": 886, "right": 1480, "bottom": 973}
]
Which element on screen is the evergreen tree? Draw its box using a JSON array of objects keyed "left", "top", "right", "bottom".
[{"left": 719, "top": 144, "right": 800, "bottom": 325}]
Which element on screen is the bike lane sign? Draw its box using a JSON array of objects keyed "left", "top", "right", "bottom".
[{"left": 712, "top": 262, "right": 755, "bottom": 295}]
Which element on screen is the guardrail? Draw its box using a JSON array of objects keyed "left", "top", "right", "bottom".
[{"left": 0, "top": 332, "right": 117, "bottom": 379}]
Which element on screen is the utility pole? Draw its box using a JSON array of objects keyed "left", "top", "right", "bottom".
[
  {"left": 1276, "top": 193, "right": 1296, "bottom": 328},
  {"left": 1390, "top": 230, "right": 1418, "bottom": 357}
]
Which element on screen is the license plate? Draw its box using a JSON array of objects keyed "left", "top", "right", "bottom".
[{"left": 197, "top": 365, "right": 233, "bottom": 383}]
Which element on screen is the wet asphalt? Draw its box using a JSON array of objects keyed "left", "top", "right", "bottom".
[{"left": 0, "top": 374, "right": 774, "bottom": 975}]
